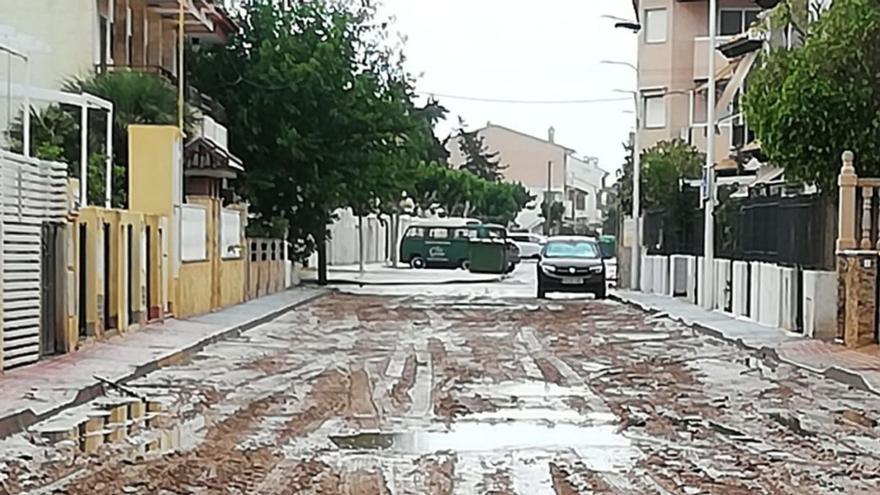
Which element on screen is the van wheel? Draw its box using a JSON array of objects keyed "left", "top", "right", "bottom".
[
  {"left": 460, "top": 259, "right": 471, "bottom": 271},
  {"left": 410, "top": 256, "right": 426, "bottom": 269}
]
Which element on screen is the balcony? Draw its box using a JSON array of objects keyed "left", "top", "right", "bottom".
[
  {"left": 693, "top": 36, "right": 733, "bottom": 81},
  {"left": 145, "top": 0, "right": 237, "bottom": 44}
]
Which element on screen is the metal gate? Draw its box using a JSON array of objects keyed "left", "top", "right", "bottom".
[{"left": 0, "top": 151, "right": 68, "bottom": 371}]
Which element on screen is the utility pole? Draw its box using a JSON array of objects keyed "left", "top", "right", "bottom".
[
  {"left": 703, "top": 0, "right": 718, "bottom": 308},
  {"left": 631, "top": 93, "right": 641, "bottom": 291},
  {"left": 545, "top": 160, "right": 552, "bottom": 236}
]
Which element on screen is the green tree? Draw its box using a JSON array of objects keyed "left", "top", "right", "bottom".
[
  {"left": 640, "top": 139, "right": 703, "bottom": 210},
  {"left": 744, "top": 0, "right": 880, "bottom": 191},
  {"left": 457, "top": 121, "right": 506, "bottom": 182},
  {"left": 540, "top": 200, "right": 565, "bottom": 236},
  {"left": 412, "top": 162, "right": 532, "bottom": 225},
  {"left": 189, "top": 0, "right": 433, "bottom": 283}
]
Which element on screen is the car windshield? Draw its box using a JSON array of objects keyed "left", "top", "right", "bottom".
[{"left": 543, "top": 241, "right": 599, "bottom": 259}]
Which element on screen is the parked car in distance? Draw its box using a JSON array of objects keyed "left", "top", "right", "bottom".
[
  {"left": 537, "top": 236, "right": 606, "bottom": 299},
  {"left": 508, "top": 232, "right": 545, "bottom": 259}
]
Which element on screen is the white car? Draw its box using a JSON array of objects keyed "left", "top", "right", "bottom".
[{"left": 508, "top": 232, "right": 546, "bottom": 259}]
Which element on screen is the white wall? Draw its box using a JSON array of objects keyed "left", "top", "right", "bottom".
[
  {"left": 803, "top": 270, "right": 838, "bottom": 340},
  {"left": 181, "top": 205, "right": 208, "bottom": 262},
  {"left": 757, "top": 263, "right": 782, "bottom": 328},
  {"left": 732, "top": 261, "right": 749, "bottom": 317},
  {"left": 323, "top": 208, "right": 389, "bottom": 266},
  {"left": 0, "top": 0, "right": 96, "bottom": 89},
  {"left": 566, "top": 155, "right": 606, "bottom": 225}
]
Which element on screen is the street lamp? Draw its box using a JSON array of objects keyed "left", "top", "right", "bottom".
[{"left": 600, "top": 21, "right": 641, "bottom": 290}]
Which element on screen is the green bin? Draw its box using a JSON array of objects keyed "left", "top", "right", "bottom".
[{"left": 468, "top": 238, "right": 508, "bottom": 274}]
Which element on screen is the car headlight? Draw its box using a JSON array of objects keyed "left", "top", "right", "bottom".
[
  {"left": 541, "top": 264, "right": 556, "bottom": 273},
  {"left": 589, "top": 265, "right": 603, "bottom": 273}
]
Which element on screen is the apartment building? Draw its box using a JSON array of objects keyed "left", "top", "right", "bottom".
[
  {"left": 635, "top": 0, "right": 770, "bottom": 170},
  {"left": 446, "top": 124, "right": 607, "bottom": 232},
  {"left": 0, "top": 0, "right": 235, "bottom": 90}
]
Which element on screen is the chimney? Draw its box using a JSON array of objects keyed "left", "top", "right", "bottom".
[{"left": 548, "top": 126, "right": 556, "bottom": 143}]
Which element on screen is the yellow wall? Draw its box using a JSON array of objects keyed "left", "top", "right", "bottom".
[
  {"left": 176, "top": 197, "right": 247, "bottom": 318},
  {"left": 128, "top": 125, "right": 179, "bottom": 217},
  {"left": 178, "top": 262, "right": 213, "bottom": 318},
  {"left": 72, "top": 206, "right": 163, "bottom": 341},
  {"left": 129, "top": 125, "right": 180, "bottom": 318},
  {"left": 220, "top": 259, "right": 246, "bottom": 308}
]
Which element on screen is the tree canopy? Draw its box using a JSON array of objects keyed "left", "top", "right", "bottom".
[
  {"left": 456, "top": 123, "right": 506, "bottom": 182},
  {"left": 189, "top": 0, "right": 434, "bottom": 254},
  {"left": 412, "top": 162, "right": 532, "bottom": 225},
  {"left": 744, "top": 0, "right": 880, "bottom": 191}
]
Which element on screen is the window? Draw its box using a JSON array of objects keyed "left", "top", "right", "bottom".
[
  {"left": 509, "top": 234, "right": 529, "bottom": 243},
  {"left": 643, "top": 94, "right": 666, "bottom": 129},
  {"left": 454, "top": 228, "right": 476, "bottom": 239},
  {"left": 644, "top": 9, "right": 668, "bottom": 43},
  {"left": 428, "top": 228, "right": 449, "bottom": 239},
  {"left": 405, "top": 227, "right": 425, "bottom": 238},
  {"left": 719, "top": 9, "right": 761, "bottom": 36},
  {"left": 575, "top": 191, "right": 586, "bottom": 211},
  {"left": 543, "top": 241, "right": 600, "bottom": 259}
]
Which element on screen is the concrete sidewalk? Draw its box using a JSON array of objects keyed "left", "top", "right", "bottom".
[
  {"left": 0, "top": 288, "right": 325, "bottom": 438},
  {"left": 614, "top": 290, "right": 880, "bottom": 395},
  {"left": 304, "top": 263, "right": 505, "bottom": 285}
]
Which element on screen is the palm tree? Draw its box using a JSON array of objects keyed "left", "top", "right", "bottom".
[{"left": 64, "top": 71, "right": 192, "bottom": 207}]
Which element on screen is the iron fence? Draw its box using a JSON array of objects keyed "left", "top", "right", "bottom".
[{"left": 645, "top": 193, "right": 835, "bottom": 271}]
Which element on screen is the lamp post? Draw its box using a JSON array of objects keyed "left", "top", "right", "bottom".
[
  {"left": 703, "top": 0, "right": 718, "bottom": 309},
  {"left": 600, "top": 18, "right": 641, "bottom": 290}
]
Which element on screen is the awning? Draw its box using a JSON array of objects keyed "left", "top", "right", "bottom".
[{"left": 184, "top": 136, "right": 244, "bottom": 179}]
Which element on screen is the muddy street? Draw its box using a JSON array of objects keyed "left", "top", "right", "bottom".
[{"left": 3, "top": 284, "right": 880, "bottom": 494}]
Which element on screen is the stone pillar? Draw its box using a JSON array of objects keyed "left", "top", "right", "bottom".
[
  {"left": 837, "top": 253, "right": 877, "bottom": 347},
  {"left": 837, "top": 151, "right": 857, "bottom": 251}
]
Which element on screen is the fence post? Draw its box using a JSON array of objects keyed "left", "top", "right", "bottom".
[{"left": 837, "top": 150, "right": 858, "bottom": 251}]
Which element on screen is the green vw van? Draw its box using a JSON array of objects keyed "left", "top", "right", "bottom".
[{"left": 400, "top": 220, "right": 515, "bottom": 270}]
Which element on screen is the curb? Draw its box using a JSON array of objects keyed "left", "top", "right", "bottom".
[
  {"left": 610, "top": 292, "right": 880, "bottom": 397},
  {"left": 325, "top": 276, "right": 504, "bottom": 286},
  {"left": 0, "top": 290, "right": 328, "bottom": 440}
]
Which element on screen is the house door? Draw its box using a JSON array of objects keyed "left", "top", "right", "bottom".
[
  {"left": 145, "top": 225, "right": 153, "bottom": 320},
  {"left": 103, "top": 223, "right": 112, "bottom": 331},
  {"left": 40, "top": 223, "right": 64, "bottom": 356},
  {"left": 127, "top": 225, "right": 134, "bottom": 325},
  {"left": 78, "top": 224, "right": 88, "bottom": 338}
]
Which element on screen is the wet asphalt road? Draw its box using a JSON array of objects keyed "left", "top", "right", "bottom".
[{"left": 3, "top": 264, "right": 880, "bottom": 494}]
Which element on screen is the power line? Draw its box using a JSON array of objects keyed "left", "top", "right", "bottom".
[{"left": 417, "top": 92, "right": 632, "bottom": 105}]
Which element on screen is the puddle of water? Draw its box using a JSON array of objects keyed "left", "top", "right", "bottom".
[
  {"left": 610, "top": 332, "right": 671, "bottom": 341},
  {"left": 473, "top": 381, "right": 590, "bottom": 399},
  {"left": 330, "top": 422, "right": 638, "bottom": 473}
]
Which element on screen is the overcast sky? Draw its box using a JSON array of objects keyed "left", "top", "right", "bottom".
[{"left": 380, "top": 0, "right": 638, "bottom": 177}]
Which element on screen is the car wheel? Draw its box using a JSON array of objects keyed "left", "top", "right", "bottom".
[
  {"left": 537, "top": 286, "right": 546, "bottom": 299},
  {"left": 594, "top": 284, "right": 607, "bottom": 299},
  {"left": 459, "top": 259, "right": 471, "bottom": 271},
  {"left": 410, "top": 256, "right": 426, "bottom": 269}
]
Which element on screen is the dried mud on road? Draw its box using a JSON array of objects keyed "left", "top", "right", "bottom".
[{"left": 3, "top": 293, "right": 880, "bottom": 494}]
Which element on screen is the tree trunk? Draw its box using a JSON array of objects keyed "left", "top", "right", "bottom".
[
  {"left": 317, "top": 226, "right": 328, "bottom": 286},
  {"left": 358, "top": 215, "right": 365, "bottom": 276}
]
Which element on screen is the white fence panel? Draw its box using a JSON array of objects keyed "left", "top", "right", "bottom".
[
  {"left": 181, "top": 205, "right": 207, "bottom": 262},
  {"left": 0, "top": 151, "right": 68, "bottom": 370},
  {"left": 220, "top": 208, "right": 242, "bottom": 259}
]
